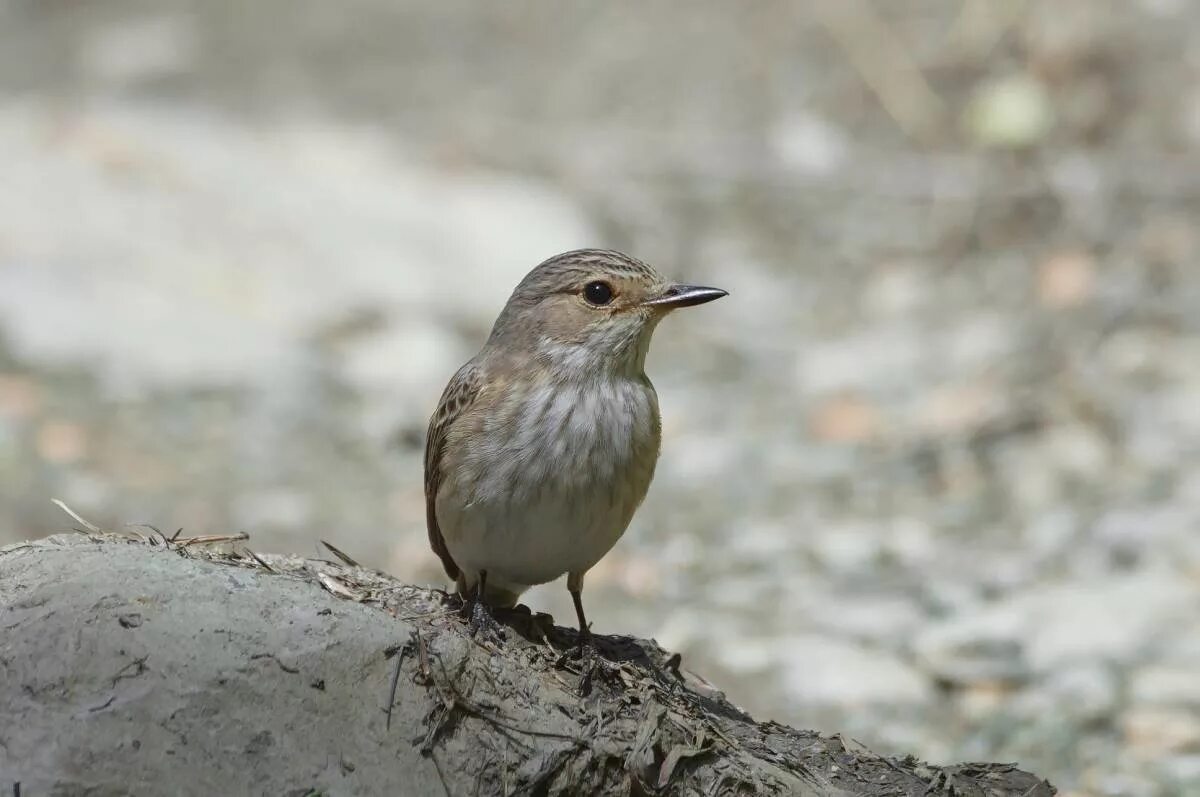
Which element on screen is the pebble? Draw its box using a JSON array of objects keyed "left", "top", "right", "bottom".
[
  {"left": 964, "top": 73, "right": 1054, "bottom": 148},
  {"left": 1038, "top": 250, "right": 1096, "bottom": 309}
]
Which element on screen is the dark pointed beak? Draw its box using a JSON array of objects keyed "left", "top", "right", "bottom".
[{"left": 642, "top": 284, "right": 728, "bottom": 309}]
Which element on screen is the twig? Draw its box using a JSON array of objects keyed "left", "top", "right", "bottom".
[
  {"left": 428, "top": 747, "right": 452, "bottom": 797},
  {"left": 384, "top": 634, "right": 414, "bottom": 731},
  {"left": 125, "top": 523, "right": 166, "bottom": 545},
  {"left": 243, "top": 548, "right": 274, "bottom": 572},
  {"left": 320, "top": 539, "right": 360, "bottom": 568},
  {"left": 179, "top": 533, "right": 250, "bottom": 547},
  {"left": 317, "top": 572, "right": 366, "bottom": 601},
  {"left": 393, "top": 608, "right": 458, "bottom": 623},
  {"left": 109, "top": 655, "right": 149, "bottom": 687},
  {"left": 51, "top": 499, "right": 103, "bottom": 534},
  {"left": 249, "top": 653, "right": 300, "bottom": 674}
]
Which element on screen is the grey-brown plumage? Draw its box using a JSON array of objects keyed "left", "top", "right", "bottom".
[{"left": 423, "top": 249, "right": 725, "bottom": 642}]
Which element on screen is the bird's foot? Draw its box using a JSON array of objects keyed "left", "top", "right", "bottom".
[
  {"left": 466, "top": 599, "right": 506, "bottom": 646},
  {"left": 556, "top": 635, "right": 621, "bottom": 696},
  {"left": 491, "top": 603, "right": 555, "bottom": 640}
]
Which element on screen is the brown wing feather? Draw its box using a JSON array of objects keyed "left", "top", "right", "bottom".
[{"left": 424, "top": 361, "right": 484, "bottom": 580}]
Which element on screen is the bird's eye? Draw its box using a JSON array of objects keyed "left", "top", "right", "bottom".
[{"left": 583, "top": 281, "right": 614, "bottom": 306}]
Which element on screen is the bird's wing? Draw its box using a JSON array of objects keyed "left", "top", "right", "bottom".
[{"left": 423, "top": 360, "right": 484, "bottom": 581}]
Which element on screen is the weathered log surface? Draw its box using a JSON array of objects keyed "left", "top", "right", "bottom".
[{"left": 0, "top": 533, "right": 1056, "bottom": 796}]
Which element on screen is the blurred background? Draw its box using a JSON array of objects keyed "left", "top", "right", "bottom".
[{"left": 2, "top": 1, "right": 1199, "bottom": 793}]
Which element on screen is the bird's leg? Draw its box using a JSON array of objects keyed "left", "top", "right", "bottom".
[
  {"left": 557, "top": 574, "right": 620, "bottom": 695},
  {"left": 466, "top": 570, "right": 505, "bottom": 644},
  {"left": 570, "top": 587, "right": 593, "bottom": 649}
]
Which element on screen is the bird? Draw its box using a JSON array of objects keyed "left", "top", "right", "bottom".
[{"left": 424, "top": 249, "right": 726, "bottom": 651}]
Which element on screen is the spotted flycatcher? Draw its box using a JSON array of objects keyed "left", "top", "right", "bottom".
[{"left": 424, "top": 249, "right": 726, "bottom": 647}]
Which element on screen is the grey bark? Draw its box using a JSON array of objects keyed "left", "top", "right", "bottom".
[{"left": 0, "top": 533, "right": 1055, "bottom": 796}]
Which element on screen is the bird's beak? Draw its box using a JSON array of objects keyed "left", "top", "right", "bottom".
[{"left": 641, "top": 284, "right": 728, "bottom": 309}]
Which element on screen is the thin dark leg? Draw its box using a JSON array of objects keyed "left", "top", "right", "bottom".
[
  {"left": 561, "top": 587, "right": 618, "bottom": 696},
  {"left": 467, "top": 569, "right": 505, "bottom": 643},
  {"left": 570, "top": 588, "right": 591, "bottom": 645}
]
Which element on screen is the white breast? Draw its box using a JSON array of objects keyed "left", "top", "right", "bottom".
[{"left": 437, "top": 377, "right": 660, "bottom": 598}]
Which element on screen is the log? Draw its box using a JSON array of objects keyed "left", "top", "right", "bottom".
[{"left": 0, "top": 532, "right": 1056, "bottom": 796}]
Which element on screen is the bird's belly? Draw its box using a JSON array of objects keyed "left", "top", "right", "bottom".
[
  {"left": 443, "top": 484, "right": 631, "bottom": 589},
  {"left": 437, "top": 379, "right": 660, "bottom": 596}
]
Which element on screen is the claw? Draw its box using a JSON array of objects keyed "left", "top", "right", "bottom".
[
  {"left": 555, "top": 637, "right": 622, "bottom": 696},
  {"left": 468, "top": 597, "right": 506, "bottom": 645}
]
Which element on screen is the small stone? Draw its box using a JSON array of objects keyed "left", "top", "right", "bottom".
[
  {"left": 1038, "top": 250, "right": 1096, "bottom": 308},
  {"left": 808, "top": 392, "right": 881, "bottom": 443},
  {"left": 964, "top": 73, "right": 1054, "bottom": 148}
]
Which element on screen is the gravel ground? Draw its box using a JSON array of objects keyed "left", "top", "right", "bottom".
[{"left": 2, "top": 2, "right": 1199, "bottom": 793}]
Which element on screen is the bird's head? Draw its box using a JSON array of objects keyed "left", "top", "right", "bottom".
[{"left": 486, "top": 249, "right": 727, "bottom": 376}]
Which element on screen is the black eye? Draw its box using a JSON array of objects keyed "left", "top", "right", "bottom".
[{"left": 583, "top": 281, "right": 614, "bottom": 306}]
